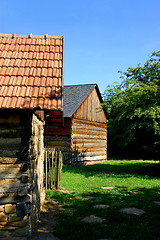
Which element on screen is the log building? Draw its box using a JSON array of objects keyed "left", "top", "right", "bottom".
[
  {"left": 0, "top": 33, "right": 63, "bottom": 239},
  {"left": 45, "top": 84, "right": 108, "bottom": 164}
]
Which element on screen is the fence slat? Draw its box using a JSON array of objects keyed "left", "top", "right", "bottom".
[{"left": 44, "top": 148, "right": 62, "bottom": 189}]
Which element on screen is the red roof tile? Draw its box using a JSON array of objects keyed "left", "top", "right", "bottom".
[{"left": 0, "top": 33, "right": 63, "bottom": 110}]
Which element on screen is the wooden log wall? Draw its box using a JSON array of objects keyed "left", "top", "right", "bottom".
[
  {"left": 73, "top": 88, "right": 106, "bottom": 123},
  {"left": 44, "top": 118, "right": 71, "bottom": 151},
  {"left": 44, "top": 88, "right": 108, "bottom": 165},
  {"left": 71, "top": 118, "right": 107, "bottom": 164},
  {"left": 0, "top": 110, "right": 45, "bottom": 239},
  {"left": 29, "top": 112, "right": 45, "bottom": 234}
]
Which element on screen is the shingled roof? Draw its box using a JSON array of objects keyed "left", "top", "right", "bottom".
[
  {"left": 0, "top": 33, "right": 63, "bottom": 110},
  {"left": 63, "top": 84, "right": 102, "bottom": 117}
]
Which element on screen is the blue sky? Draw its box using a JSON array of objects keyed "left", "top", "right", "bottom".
[{"left": 0, "top": 0, "right": 160, "bottom": 93}]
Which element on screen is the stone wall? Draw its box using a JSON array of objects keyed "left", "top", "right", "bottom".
[{"left": 0, "top": 110, "right": 45, "bottom": 239}]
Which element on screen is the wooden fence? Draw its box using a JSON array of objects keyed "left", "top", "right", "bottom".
[{"left": 44, "top": 148, "right": 63, "bottom": 189}]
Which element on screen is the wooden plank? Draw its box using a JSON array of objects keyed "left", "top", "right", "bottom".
[
  {"left": 0, "top": 138, "right": 21, "bottom": 152},
  {"left": 71, "top": 142, "right": 106, "bottom": 148},
  {"left": 46, "top": 142, "right": 70, "bottom": 147},
  {"left": 72, "top": 134, "right": 107, "bottom": 140},
  {"left": 0, "top": 163, "right": 21, "bottom": 171},
  {"left": 74, "top": 151, "right": 106, "bottom": 157},
  {"left": 78, "top": 156, "right": 107, "bottom": 161},
  {"left": 0, "top": 181, "right": 30, "bottom": 193},
  {"left": 72, "top": 138, "right": 107, "bottom": 144},
  {"left": 0, "top": 127, "right": 23, "bottom": 138},
  {"left": 46, "top": 136, "right": 70, "bottom": 140},
  {"left": 45, "top": 151, "right": 47, "bottom": 189},
  {"left": 0, "top": 149, "right": 19, "bottom": 158},
  {"left": 0, "top": 157, "right": 19, "bottom": 164},
  {"left": 73, "top": 88, "right": 107, "bottom": 123},
  {"left": 0, "top": 174, "right": 22, "bottom": 180},
  {"left": 72, "top": 118, "right": 107, "bottom": 128},
  {"left": 72, "top": 123, "right": 107, "bottom": 131},
  {"left": 0, "top": 163, "right": 21, "bottom": 168},
  {"left": 44, "top": 127, "right": 71, "bottom": 136},
  {"left": 72, "top": 147, "right": 106, "bottom": 152},
  {"left": 72, "top": 129, "right": 107, "bottom": 136},
  {"left": 72, "top": 123, "right": 107, "bottom": 132}
]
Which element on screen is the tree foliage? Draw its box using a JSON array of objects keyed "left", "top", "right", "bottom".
[{"left": 103, "top": 51, "right": 160, "bottom": 159}]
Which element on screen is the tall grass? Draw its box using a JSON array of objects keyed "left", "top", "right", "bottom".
[{"left": 47, "top": 160, "right": 160, "bottom": 240}]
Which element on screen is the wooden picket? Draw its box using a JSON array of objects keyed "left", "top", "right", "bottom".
[{"left": 44, "top": 148, "right": 63, "bottom": 189}]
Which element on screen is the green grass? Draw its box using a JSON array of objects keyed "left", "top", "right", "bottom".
[{"left": 46, "top": 160, "right": 160, "bottom": 240}]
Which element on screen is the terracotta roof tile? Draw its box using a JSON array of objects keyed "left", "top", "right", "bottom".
[
  {"left": 3, "top": 97, "right": 11, "bottom": 108},
  {"left": 32, "top": 86, "right": 39, "bottom": 97},
  {"left": 27, "top": 76, "right": 34, "bottom": 86},
  {"left": 9, "top": 96, "right": 17, "bottom": 108},
  {"left": 16, "top": 97, "right": 24, "bottom": 108},
  {"left": 0, "top": 33, "right": 63, "bottom": 110}
]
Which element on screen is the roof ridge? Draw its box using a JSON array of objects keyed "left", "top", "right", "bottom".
[
  {"left": 64, "top": 83, "right": 97, "bottom": 87},
  {"left": 0, "top": 33, "right": 63, "bottom": 39}
]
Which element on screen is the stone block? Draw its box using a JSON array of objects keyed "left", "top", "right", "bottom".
[
  {"left": 0, "top": 230, "right": 10, "bottom": 238},
  {"left": 23, "top": 194, "right": 32, "bottom": 203},
  {"left": 21, "top": 174, "right": 29, "bottom": 183},
  {"left": 5, "top": 238, "right": 27, "bottom": 240},
  {"left": 0, "top": 212, "right": 7, "bottom": 222},
  {"left": 8, "top": 213, "right": 21, "bottom": 222},
  {"left": 8, "top": 220, "right": 28, "bottom": 227},
  {"left": 0, "top": 205, "right": 4, "bottom": 212},
  {"left": 0, "top": 225, "right": 16, "bottom": 230},
  {"left": 16, "top": 202, "right": 28, "bottom": 218},
  {"left": 5, "top": 204, "right": 16, "bottom": 214},
  {"left": 0, "top": 221, "right": 7, "bottom": 226},
  {"left": 17, "top": 187, "right": 28, "bottom": 196},
  {"left": 11, "top": 225, "right": 29, "bottom": 237}
]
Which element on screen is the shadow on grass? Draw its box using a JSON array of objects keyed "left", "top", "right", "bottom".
[
  {"left": 47, "top": 185, "right": 160, "bottom": 240},
  {"left": 63, "top": 161, "right": 160, "bottom": 179}
]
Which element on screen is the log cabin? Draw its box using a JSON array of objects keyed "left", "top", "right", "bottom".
[
  {"left": 45, "top": 84, "right": 108, "bottom": 165},
  {"left": 0, "top": 33, "right": 63, "bottom": 239}
]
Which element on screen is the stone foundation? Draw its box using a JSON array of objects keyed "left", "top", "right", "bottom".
[{"left": 0, "top": 204, "right": 29, "bottom": 239}]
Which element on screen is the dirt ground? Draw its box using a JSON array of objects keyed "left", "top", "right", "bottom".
[{"left": 28, "top": 199, "right": 61, "bottom": 240}]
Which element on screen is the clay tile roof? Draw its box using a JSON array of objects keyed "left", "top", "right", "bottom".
[{"left": 0, "top": 33, "right": 63, "bottom": 110}]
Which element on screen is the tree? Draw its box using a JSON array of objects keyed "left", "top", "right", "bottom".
[{"left": 103, "top": 51, "right": 160, "bottom": 159}]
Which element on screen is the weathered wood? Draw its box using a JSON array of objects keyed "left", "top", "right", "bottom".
[
  {"left": 80, "top": 156, "right": 106, "bottom": 161},
  {"left": 46, "top": 140, "right": 70, "bottom": 147},
  {"left": 0, "top": 157, "right": 19, "bottom": 164},
  {"left": 0, "top": 164, "right": 28, "bottom": 178},
  {"left": 0, "top": 127, "right": 24, "bottom": 138},
  {"left": 72, "top": 134, "right": 107, "bottom": 140},
  {"left": 45, "top": 127, "right": 71, "bottom": 136},
  {"left": 73, "top": 88, "right": 107, "bottom": 123},
  {"left": 46, "top": 135, "right": 70, "bottom": 140},
  {"left": 72, "top": 130, "right": 107, "bottom": 137},
  {"left": 82, "top": 151, "right": 107, "bottom": 157},
  {"left": 44, "top": 86, "right": 107, "bottom": 165},
  {"left": 0, "top": 149, "right": 19, "bottom": 158},
  {"left": 72, "top": 123, "right": 107, "bottom": 131},
  {"left": 72, "top": 138, "right": 107, "bottom": 144},
  {"left": 71, "top": 146, "right": 106, "bottom": 152},
  {"left": 0, "top": 183, "right": 30, "bottom": 193},
  {"left": 72, "top": 118, "right": 107, "bottom": 128},
  {"left": 0, "top": 138, "right": 21, "bottom": 147},
  {"left": 44, "top": 148, "right": 62, "bottom": 190},
  {"left": 0, "top": 174, "right": 22, "bottom": 180},
  {"left": 72, "top": 142, "right": 107, "bottom": 148}
]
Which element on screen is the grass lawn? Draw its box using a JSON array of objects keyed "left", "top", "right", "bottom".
[{"left": 46, "top": 160, "right": 160, "bottom": 240}]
